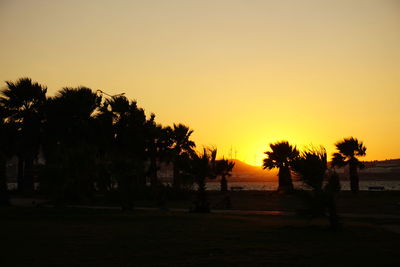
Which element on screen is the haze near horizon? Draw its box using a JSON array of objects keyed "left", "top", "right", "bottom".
[{"left": 1, "top": 0, "right": 399, "bottom": 165}]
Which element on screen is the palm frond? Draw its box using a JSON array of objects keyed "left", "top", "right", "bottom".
[{"left": 331, "top": 152, "right": 347, "bottom": 168}]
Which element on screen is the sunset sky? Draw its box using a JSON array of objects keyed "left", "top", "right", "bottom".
[{"left": 1, "top": 0, "right": 399, "bottom": 166}]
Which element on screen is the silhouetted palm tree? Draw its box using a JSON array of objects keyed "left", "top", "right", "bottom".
[
  {"left": 215, "top": 158, "right": 235, "bottom": 191},
  {"left": 100, "top": 95, "right": 148, "bottom": 210},
  {"left": 331, "top": 137, "right": 366, "bottom": 193},
  {"left": 263, "top": 141, "right": 299, "bottom": 193},
  {"left": 42, "top": 87, "right": 101, "bottom": 203},
  {"left": 190, "top": 148, "right": 217, "bottom": 212},
  {"left": 0, "top": 78, "right": 47, "bottom": 193},
  {"left": 145, "top": 116, "right": 174, "bottom": 189},
  {"left": 292, "top": 147, "right": 327, "bottom": 191},
  {"left": 292, "top": 147, "right": 341, "bottom": 230},
  {"left": 0, "top": 104, "right": 17, "bottom": 205},
  {"left": 170, "top": 124, "right": 196, "bottom": 190}
]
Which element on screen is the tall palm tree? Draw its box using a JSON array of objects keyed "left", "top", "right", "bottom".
[
  {"left": 145, "top": 117, "right": 173, "bottom": 189},
  {"left": 98, "top": 95, "right": 148, "bottom": 210},
  {"left": 0, "top": 104, "right": 17, "bottom": 205},
  {"left": 215, "top": 158, "right": 235, "bottom": 191},
  {"left": 170, "top": 123, "right": 196, "bottom": 190},
  {"left": 0, "top": 78, "right": 47, "bottom": 193},
  {"left": 263, "top": 141, "right": 299, "bottom": 193},
  {"left": 331, "top": 137, "right": 366, "bottom": 193},
  {"left": 42, "top": 87, "right": 101, "bottom": 202}
]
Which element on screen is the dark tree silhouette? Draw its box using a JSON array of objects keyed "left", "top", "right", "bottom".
[
  {"left": 292, "top": 147, "right": 341, "bottom": 230},
  {"left": 0, "top": 78, "right": 47, "bottom": 193},
  {"left": 145, "top": 116, "right": 173, "bottom": 189},
  {"left": 331, "top": 137, "right": 366, "bottom": 193},
  {"left": 292, "top": 147, "right": 327, "bottom": 191},
  {"left": 215, "top": 158, "right": 235, "bottom": 191},
  {"left": 263, "top": 141, "right": 299, "bottom": 193},
  {"left": 0, "top": 104, "right": 17, "bottom": 205},
  {"left": 170, "top": 124, "right": 196, "bottom": 190},
  {"left": 0, "top": 77, "right": 218, "bottom": 209},
  {"left": 99, "top": 95, "right": 148, "bottom": 210},
  {"left": 189, "top": 148, "right": 217, "bottom": 213},
  {"left": 42, "top": 87, "right": 101, "bottom": 203}
]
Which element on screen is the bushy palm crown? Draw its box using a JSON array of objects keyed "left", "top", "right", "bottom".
[
  {"left": 47, "top": 87, "right": 101, "bottom": 120},
  {"left": 292, "top": 147, "right": 327, "bottom": 190},
  {"left": 263, "top": 141, "right": 299, "bottom": 170},
  {"left": 102, "top": 96, "right": 147, "bottom": 155},
  {"left": 171, "top": 123, "right": 196, "bottom": 156},
  {"left": 331, "top": 137, "right": 366, "bottom": 168},
  {"left": 191, "top": 148, "right": 217, "bottom": 179},
  {"left": 44, "top": 87, "right": 101, "bottom": 145},
  {"left": 0, "top": 105, "right": 16, "bottom": 157},
  {"left": 215, "top": 158, "right": 235, "bottom": 177},
  {"left": 46, "top": 88, "right": 100, "bottom": 128},
  {"left": 0, "top": 78, "right": 47, "bottom": 122},
  {"left": 1, "top": 78, "right": 47, "bottom": 160},
  {"left": 189, "top": 148, "right": 218, "bottom": 193},
  {"left": 144, "top": 115, "right": 173, "bottom": 161}
]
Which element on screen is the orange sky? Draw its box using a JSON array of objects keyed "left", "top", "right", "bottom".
[{"left": 1, "top": 0, "right": 399, "bottom": 166}]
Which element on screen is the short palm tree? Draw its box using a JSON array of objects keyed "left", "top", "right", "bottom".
[
  {"left": 263, "top": 141, "right": 299, "bottom": 193},
  {"left": 292, "top": 147, "right": 341, "bottom": 230},
  {"left": 292, "top": 147, "right": 327, "bottom": 191},
  {"left": 331, "top": 137, "right": 366, "bottom": 193},
  {"left": 215, "top": 158, "right": 235, "bottom": 191},
  {"left": 190, "top": 148, "right": 217, "bottom": 212}
]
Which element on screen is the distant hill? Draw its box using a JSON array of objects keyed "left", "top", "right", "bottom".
[
  {"left": 362, "top": 159, "right": 400, "bottom": 168},
  {"left": 224, "top": 158, "right": 400, "bottom": 182},
  {"left": 226, "top": 159, "right": 276, "bottom": 181},
  {"left": 229, "top": 159, "right": 264, "bottom": 174},
  {"left": 346, "top": 158, "right": 400, "bottom": 180}
]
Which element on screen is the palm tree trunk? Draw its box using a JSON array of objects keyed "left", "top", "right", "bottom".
[
  {"left": 278, "top": 166, "right": 293, "bottom": 193},
  {"left": 17, "top": 155, "right": 24, "bottom": 192},
  {"left": 149, "top": 156, "right": 158, "bottom": 188},
  {"left": 194, "top": 176, "right": 209, "bottom": 212},
  {"left": 119, "top": 174, "right": 134, "bottom": 211},
  {"left": 349, "top": 163, "right": 359, "bottom": 193},
  {"left": 172, "top": 163, "right": 180, "bottom": 190},
  {"left": 0, "top": 155, "right": 10, "bottom": 206},
  {"left": 327, "top": 194, "right": 340, "bottom": 231},
  {"left": 23, "top": 155, "right": 35, "bottom": 194},
  {"left": 220, "top": 175, "right": 228, "bottom": 192}
]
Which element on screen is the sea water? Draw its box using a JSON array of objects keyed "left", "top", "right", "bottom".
[{"left": 205, "top": 180, "right": 400, "bottom": 191}]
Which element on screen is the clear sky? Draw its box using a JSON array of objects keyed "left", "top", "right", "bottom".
[{"left": 1, "top": 0, "right": 399, "bottom": 165}]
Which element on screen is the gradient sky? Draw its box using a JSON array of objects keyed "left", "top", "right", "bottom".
[{"left": 1, "top": 0, "right": 399, "bottom": 165}]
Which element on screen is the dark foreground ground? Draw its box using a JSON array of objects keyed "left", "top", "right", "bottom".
[
  {"left": 118, "top": 190, "right": 400, "bottom": 215},
  {"left": 207, "top": 190, "right": 400, "bottom": 215},
  {"left": 1, "top": 206, "right": 400, "bottom": 267}
]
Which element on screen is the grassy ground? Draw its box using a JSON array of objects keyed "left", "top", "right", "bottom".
[
  {"left": 127, "top": 191, "right": 400, "bottom": 215},
  {"left": 1, "top": 207, "right": 400, "bottom": 267},
  {"left": 10, "top": 190, "right": 400, "bottom": 215}
]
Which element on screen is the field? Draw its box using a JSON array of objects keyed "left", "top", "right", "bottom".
[
  {"left": 1, "top": 204, "right": 400, "bottom": 267},
  {"left": 126, "top": 190, "right": 400, "bottom": 215}
]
